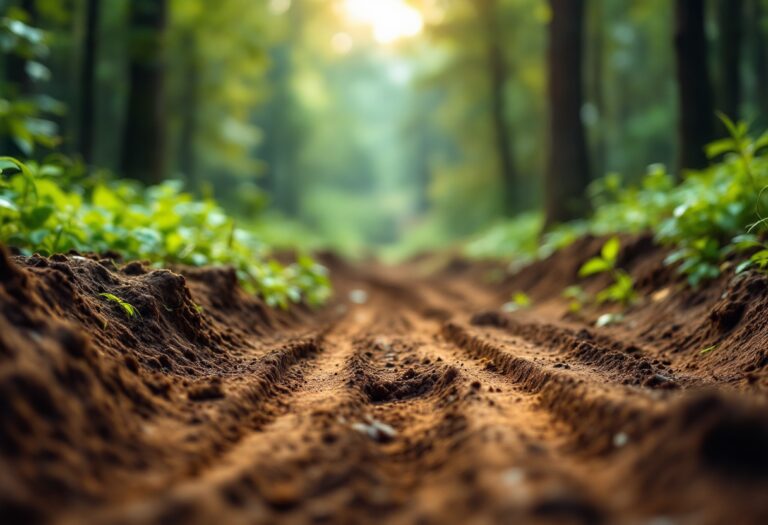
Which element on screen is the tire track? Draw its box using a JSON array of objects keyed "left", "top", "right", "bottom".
[{"left": 36, "top": 259, "right": 768, "bottom": 525}]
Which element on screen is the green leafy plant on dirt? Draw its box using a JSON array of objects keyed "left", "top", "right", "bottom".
[
  {"left": 99, "top": 293, "right": 138, "bottom": 319},
  {"left": 578, "top": 237, "right": 637, "bottom": 306},
  {"left": 0, "top": 156, "right": 331, "bottom": 309},
  {"left": 562, "top": 285, "right": 588, "bottom": 313},
  {"left": 590, "top": 117, "right": 768, "bottom": 287},
  {"left": 502, "top": 291, "right": 532, "bottom": 312},
  {"left": 469, "top": 119, "right": 768, "bottom": 291}
]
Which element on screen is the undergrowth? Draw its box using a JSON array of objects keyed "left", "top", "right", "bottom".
[
  {"left": 0, "top": 156, "right": 331, "bottom": 308},
  {"left": 468, "top": 118, "right": 768, "bottom": 289}
]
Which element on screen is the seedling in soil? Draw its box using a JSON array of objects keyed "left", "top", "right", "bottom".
[
  {"left": 562, "top": 285, "right": 588, "bottom": 313},
  {"left": 502, "top": 292, "right": 531, "bottom": 312},
  {"left": 730, "top": 234, "right": 768, "bottom": 274},
  {"left": 99, "top": 293, "right": 138, "bottom": 319},
  {"left": 700, "top": 344, "right": 717, "bottom": 355},
  {"left": 579, "top": 237, "right": 637, "bottom": 306}
]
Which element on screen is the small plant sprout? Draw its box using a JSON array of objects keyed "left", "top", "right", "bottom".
[
  {"left": 730, "top": 233, "right": 768, "bottom": 274},
  {"left": 579, "top": 237, "right": 637, "bottom": 306},
  {"left": 562, "top": 285, "right": 588, "bottom": 313},
  {"left": 700, "top": 345, "right": 717, "bottom": 355},
  {"left": 99, "top": 293, "right": 138, "bottom": 319},
  {"left": 502, "top": 292, "right": 531, "bottom": 313}
]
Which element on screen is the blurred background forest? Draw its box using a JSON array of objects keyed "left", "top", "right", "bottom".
[{"left": 2, "top": 0, "right": 767, "bottom": 258}]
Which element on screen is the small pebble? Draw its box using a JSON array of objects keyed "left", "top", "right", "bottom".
[
  {"left": 613, "top": 432, "right": 629, "bottom": 448},
  {"left": 502, "top": 468, "right": 526, "bottom": 486},
  {"left": 349, "top": 289, "right": 368, "bottom": 304}
]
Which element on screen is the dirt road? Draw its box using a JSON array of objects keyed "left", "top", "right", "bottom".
[{"left": 2, "top": 240, "right": 768, "bottom": 524}]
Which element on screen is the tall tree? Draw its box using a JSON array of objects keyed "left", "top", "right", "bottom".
[
  {"left": 121, "top": 0, "right": 167, "bottom": 184},
  {"left": 78, "top": 0, "right": 99, "bottom": 165},
  {"left": 674, "top": 0, "right": 715, "bottom": 171},
  {"left": 750, "top": 0, "right": 768, "bottom": 126},
  {"left": 544, "top": 0, "right": 590, "bottom": 228},
  {"left": 2, "top": 0, "right": 36, "bottom": 156},
  {"left": 177, "top": 31, "right": 199, "bottom": 188},
  {"left": 716, "top": 0, "right": 743, "bottom": 122},
  {"left": 586, "top": 0, "right": 606, "bottom": 179},
  {"left": 476, "top": 0, "right": 517, "bottom": 216}
]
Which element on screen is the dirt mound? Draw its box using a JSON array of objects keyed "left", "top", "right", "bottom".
[
  {"left": 0, "top": 247, "right": 319, "bottom": 524},
  {"left": 2, "top": 239, "right": 768, "bottom": 524}
]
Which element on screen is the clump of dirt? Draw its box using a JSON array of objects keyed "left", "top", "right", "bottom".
[
  {"left": 348, "top": 338, "right": 459, "bottom": 403},
  {"left": 612, "top": 391, "right": 768, "bottom": 523}
]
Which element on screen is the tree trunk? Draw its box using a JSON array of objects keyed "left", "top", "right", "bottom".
[
  {"left": 178, "top": 32, "right": 199, "bottom": 190},
  {"left": 478, "top": 0, "right": 517, "bottom": 216},
  {"left": 588, "top": 0, "right": 606, "bottom": 179},
  {"left": 717, "top": 0, "right": 743, "bottom": 122},
  {"left": 121, "top": 0, "right": 167, "bottom": 185},
  {"left": 78, "top": 0, "right": 100, "bottom": 166},
  {"left": 751, "top": 0, "right": 768, "bottom": 126},
  {"left": 674, "top": 0, "right": 715, "bottom": 172},
  {"left": 544, "top": 0, "right": 590, "bottom": 228}
]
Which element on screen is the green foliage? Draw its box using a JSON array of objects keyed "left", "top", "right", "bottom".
[
  {"left": 466, "top": 119, "right": 768, "bottom": 300},
  {"left": 579, "top": 237, "right": 621, "bottom": 276},
  {"left": 0, "top": 157, "right": 331, "bottom": 309},
  {"left": 502, "top": 291, "right": 532, "bottom": 312},
  {"left": 562, "top": 285, "right": 588, "bottom": 313},
  {"left": 571, "top": 120, "right": 768, "bottom": 287},
  {"left": 0, "top": 11, "right": 62, "bottom": 155},
  {"left": 463, "top": 213, "right": 541, "bottom": 261},
  {"left": 578, "top": 237, "right": 637, "bottom": 306},
  {"left": 99, "top": 293, "right": 138, "bottom": 319}
]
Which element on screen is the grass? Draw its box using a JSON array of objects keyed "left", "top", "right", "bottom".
[{"left": 99, "top": 293, "right": 138, "bottom": 319}]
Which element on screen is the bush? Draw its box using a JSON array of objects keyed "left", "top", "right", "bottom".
[{"left": 0, "top": 156, "right": 331, "bottom": 308}]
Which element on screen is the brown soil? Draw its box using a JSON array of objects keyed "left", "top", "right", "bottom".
[{"left": 2, "top": 239, "right": 768, "bottom": 525}]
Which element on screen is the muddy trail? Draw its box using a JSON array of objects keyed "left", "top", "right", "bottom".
[{"left": 2, "top": 236, "right": 768, "bottom": 525}]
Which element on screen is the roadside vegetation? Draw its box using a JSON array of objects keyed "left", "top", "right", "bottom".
[
  {"left": 467, "top": 120, "right": 768, "bottom": 294},
  {"left": 0, "top": 155, "right": 330, "bottom": 308},
  {"left": 0, "top": 9, "right": 329, "bottom": 309}
]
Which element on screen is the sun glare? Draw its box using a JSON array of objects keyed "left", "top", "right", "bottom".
[{"left": 343, "top": 0, "right": 424, "bottom": 45}]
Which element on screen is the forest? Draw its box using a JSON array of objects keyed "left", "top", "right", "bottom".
[{"left": 2, "top": 0, "right": 768, "bottom": 524}]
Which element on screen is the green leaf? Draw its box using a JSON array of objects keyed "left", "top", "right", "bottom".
[
  {"left": 502, "top": 292, "right": 532, "bottom": 313},
  {"left": 0, "top": 197, "right": 18, "bottom": 212},
  {"left": 705, "top": 138, "right": 736, "bottom": 159},
  {"left": 579, "top": 257, "right": 612, "bottom": 277},
  {"left": 716, "top": 111, "right": 740, "bottom": 139},
  {"left": 22, "top": 205, "right": 54, "bottom": 229},
  {"left": 0, "top": 156, "right": 33, "bottom": 178},
  {"left": 736, "top": 260, "right": 753, "bottom": 274},
  {"left": 601, "top": 237, "right": 621, "bottom": 263},
  {"left": 512, "top": 291, "right": 531, "bottom": 307},
  {"left": 99, "top": 293, "right": 138, "bottom": 319},
  {"left": 755, "top": 131, "right": 768, "bottom": 152}
]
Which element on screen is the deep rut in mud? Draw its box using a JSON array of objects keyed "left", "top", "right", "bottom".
[{"left": 2, "top": 239, "right": 768, "bottom": 524}]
